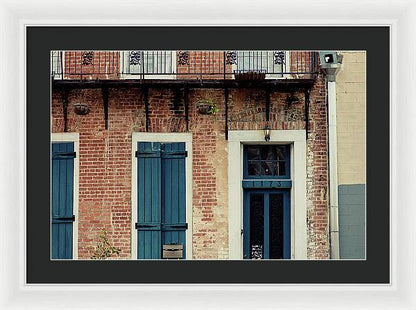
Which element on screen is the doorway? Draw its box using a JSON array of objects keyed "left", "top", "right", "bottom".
[
  {"left": 242, "top": 144, "right": 291, "bottom": 259},
  {"left": 243, "top": 190, "right": 290, "bottom": 259}
]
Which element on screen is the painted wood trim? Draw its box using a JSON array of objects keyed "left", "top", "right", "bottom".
[
  {"left": 131, "top": 132, "right": 193, "bottom": 259},
  {"left": 242, "top": 180, "right": 292, "bottom": 189},
  {"left": 228, "top": 130, "right": 306, "bottom": 259},
  {"left": 51, "top": 133, "right": 79, "bottom": 260}
]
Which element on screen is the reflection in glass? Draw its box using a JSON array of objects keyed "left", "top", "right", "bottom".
[
  {"left": 245, "top": 145, "right": 288, "bottom": 177},
  {"left": 269, "top": 194, "right": 284, "bottom": 259},
  {"left": 261, "top": 161, "right": 278, "bottom": 175}
]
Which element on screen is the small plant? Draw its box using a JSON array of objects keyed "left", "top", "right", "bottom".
[
  {"left": 208, "top": 102, "right": 219, "bottom": 116},
  {"left": 90, "top": 229, "right": 121, "bottom": 260},
  {"left": 196, "top": 99, "right": 219, "bottom": 121}
]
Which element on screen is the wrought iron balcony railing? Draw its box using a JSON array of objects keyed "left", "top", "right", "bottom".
[{"left": 51, "top": 50, "right": 319, "bottom": 81}]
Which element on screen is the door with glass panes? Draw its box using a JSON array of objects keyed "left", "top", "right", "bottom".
[{"left": 243, "top": 145, "right": 291, "bottom": 259}]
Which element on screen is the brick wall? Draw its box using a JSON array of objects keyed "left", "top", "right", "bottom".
[
  {"left": 64, "top": 51, "right": 119, "bottom": 80},
  {"left": 52, "top": 74, "right": 329, "bottom": 259},
  {"left": 306, "top": 76, "right": 330, "bottom": 259},
  {"left": 177, "top": 51, "right": 233, "bottom": 80},
  {"left": 289, "top": 51, "right": 318, "bottom": 79}
]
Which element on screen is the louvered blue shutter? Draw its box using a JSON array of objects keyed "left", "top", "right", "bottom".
[
  {"left": 136, "top": 142, "right": 187, "bottom": 259},
  {"left": 52, "top": 142, "right": 75, "bottom": 259},
  {"left": 161, "top": 143, "right": 187, "bottom": 258},
  {"left": 136, "top": 142, "right": 162, "bottom": 259}
]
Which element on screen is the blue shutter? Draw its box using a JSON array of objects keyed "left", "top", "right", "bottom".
[
  {"left": 136, "top": 142, "right": 187, "bottom": 259},
  {"left": 136, "top": 142, "right": 162, "bottom": 259},
  {"left": 52, "top": 142, "right": 75, "bottom": 259},
  {"left": 161, "top": 143, "right": 187, "bottom": 258}
]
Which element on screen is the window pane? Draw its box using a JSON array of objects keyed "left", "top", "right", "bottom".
[
  {"left": 250, "top": 193, "right": 264, "bottom": 259},
  {"left": 278, "top": 161, "right": 286, "bottom": 176},
  {"left": 261, "top": 161, "right": 278, "bottom": 176},
  {"left": 247, "top": 146, "right": 261, "bottom": 160},
  {"left": 260, "top": 146, "right": 277, "bottom": 160},
  {"left": 248, "top": 161, "right": 261, "bottom": 176},
  {"left": 275, "top": 147, "right": 286, "bottom": 160},
  {"left": 269, "top": 193, "right": 284, "bottom": 259},
  {"left": 244, "top": 145, "right": 289, "bottom": 178}
]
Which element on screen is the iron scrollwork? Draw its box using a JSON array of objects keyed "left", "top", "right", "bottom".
[
  {"left": 225, "top": 51, "right": 237, "bottom": 65},
  {"left": 129, "top": 51, "right": 141, "bottom": 65},
  {"left": 177, "top": 51, "right": 190, "bottom": 65},
  {"left": 273, "top": 51, "right": 285, "bottom": 65},
  {"left": 82, "top": 51, "right": 94, "bottom": 65}
]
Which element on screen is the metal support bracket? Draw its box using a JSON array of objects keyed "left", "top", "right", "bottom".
[
  {"left": 61, "top": 88, "right": 69, "bottom": 132},
  {"left": 305, "top": 88, "right": 310, "bottom": 140},
  {"left": 184, "top": 86, "right": 189, "bottom": 131},
  {"left": 102, "top": 86, "right": 109, "bottom": 130},
  {"left": 143, "top": 86, "right": 149, "bottom": 132}
]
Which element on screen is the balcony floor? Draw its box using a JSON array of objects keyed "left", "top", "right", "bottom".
[{"left": 53, "top": 78, "right": 316, "bottom": 90}]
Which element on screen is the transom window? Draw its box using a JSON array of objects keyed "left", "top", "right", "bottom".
[{"left": 243, "top": 145, "right": 290, "bottom": 179}]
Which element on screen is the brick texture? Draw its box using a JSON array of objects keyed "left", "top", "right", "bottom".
[{"left": 52, "top": 53, "right": 329, "bottom": 260}]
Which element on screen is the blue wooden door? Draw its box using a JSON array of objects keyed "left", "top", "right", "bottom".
[
  {"left": 52, "top": 142, "right": 75, "bottom": 259},
  {"left": 136, "top": 142, "right": 187, "bottom": 259},
  {"left": 243, "top": 190, "right": 291, "bottom": 259},
  {"left": 242, "top": 144, "right": 291, "bottom": 259}
]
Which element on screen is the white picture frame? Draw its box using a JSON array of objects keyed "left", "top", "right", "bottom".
[{"left": 0, "top": 0, "right": 413, "bottom": 309}]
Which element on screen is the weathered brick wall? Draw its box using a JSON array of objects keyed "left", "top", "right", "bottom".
[
  {"left": 52, "top": 74, "right": 329, "bottom": 259},
  {"left": 306, "top": 76, "right": 330, "bottom": 259},
  {"left": 289, "top": 51, "right": 317, "bottom": 79},
  {"left": 177, "top": 51, "right": 233, "bottom": 80},
  {"left": 64, "top": 51, "right": 120, "bottom": 80}
]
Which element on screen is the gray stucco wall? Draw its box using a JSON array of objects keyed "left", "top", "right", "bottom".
[{"left": 338, "top": 184, "right": 366, "bottom": 259}]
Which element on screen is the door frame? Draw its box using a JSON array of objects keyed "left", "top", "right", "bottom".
[
  {"left": 131, "top": 132, "right": 193, "bottom": 259},
  {"left": 51, "top": 133, "right": 79, "bottom": 259},
  {"left": 228, "top": 130, "right": 307, "bottom": 259}
]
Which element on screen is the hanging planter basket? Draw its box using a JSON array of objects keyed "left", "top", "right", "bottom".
[
  {"left": 234, "top": 70, "right": 266, "bottom": 81},
  {"left": 197, "top": 99, "right": 215, "bottom": 115},
  {"left": 73, "top": 102, "right": 91, "bottom": 115}
]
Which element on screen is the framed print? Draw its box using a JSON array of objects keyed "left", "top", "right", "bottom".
[{"left": 0, "top": 0, "right": 415, "bottom": 309}]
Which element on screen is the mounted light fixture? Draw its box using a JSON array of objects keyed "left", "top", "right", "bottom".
[{"left": 264, "top": 124, "right": 270, "bottom": 142}]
